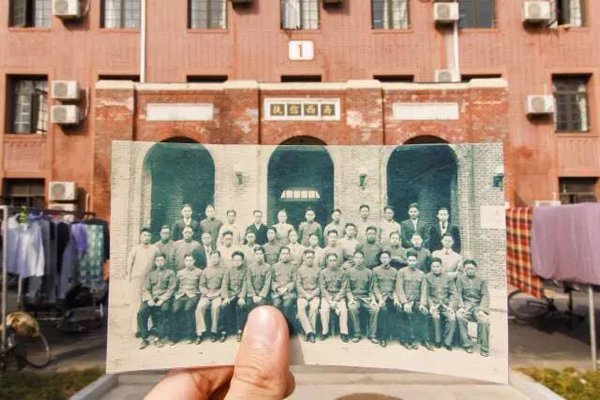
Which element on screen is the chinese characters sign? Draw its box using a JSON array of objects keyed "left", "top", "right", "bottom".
[{"left": 264, "top": 98, "right": 341, "bottom": 121}]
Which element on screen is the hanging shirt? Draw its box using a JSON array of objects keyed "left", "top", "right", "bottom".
[
  {"left": 78, "top": 224, "right": 106, "bottom": 290},
  {"left": 7, "top": 216, "right": 45, "bottom": 278}
]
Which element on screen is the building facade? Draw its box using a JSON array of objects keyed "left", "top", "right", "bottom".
[{"left": 1, "top": 0, "right": 599, "bottom": 217}]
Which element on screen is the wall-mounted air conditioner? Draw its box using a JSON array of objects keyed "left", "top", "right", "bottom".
[
  {"left": 523, "top": 1, "right": 551, "bottom": 23},
  {"left": 435, "top": 69, "right": 460, "bottom": 83},
  {"left": 51, "top": 80, "right": 80, "bottom": 101},
  {"left": 525, "top": 95, "right": 555, "bottom": 115},
  {"left": 49, "top": 181, "right": 78, "bottom": 202},
  {"left": 52, "top": 0, "right": 81, "bottom": 19},
  {"left": 51, "top": 105, "right": 81, "bottom": 125},
  {"left": 434, "top": 3, "right": 459, "bottom": 24}
]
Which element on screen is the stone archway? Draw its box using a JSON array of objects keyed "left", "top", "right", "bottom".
[
  {"left": 143, "top": 140, "right": 215, "bottom": 241},
  {"left": 387, "top": 143, "right": 458, "bottom": 228},
  {"left": 267, "top": 136, "right": 333, "bottom": 228}
]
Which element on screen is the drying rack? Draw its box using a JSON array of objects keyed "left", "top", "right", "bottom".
[{"left": 1, "top": 206, "right": 99, "bottom": 350}]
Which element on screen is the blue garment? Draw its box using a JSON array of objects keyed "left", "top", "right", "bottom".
[{"left": 78, "top": 224, "right": 106, "bottom": 291}]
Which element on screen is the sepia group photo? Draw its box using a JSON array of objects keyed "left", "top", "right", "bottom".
[{"left": 108, "top": 141, "right": 508, "bottom": 383}]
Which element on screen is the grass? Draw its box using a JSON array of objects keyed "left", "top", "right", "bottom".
[
  {"left": 0, "top": 368, "right": 104, "bottom": 400},
  {"left": 519, "top": 367, "right": 600, "bottom": 400}
]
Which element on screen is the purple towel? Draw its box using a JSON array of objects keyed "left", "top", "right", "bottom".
[{"left": 531, "top": 203, "right": 600, "bottom": 285}]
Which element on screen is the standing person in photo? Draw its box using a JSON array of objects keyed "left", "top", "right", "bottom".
[
  {"left": 400, "top": 203, "right": 428, "bottom": 249},
  {"left": 246, "top": 210, "right": 268, "bottom": 245},
  {"left": 273, "top": 209, "right": 295, "bottom": 246},
  {"left": 200, "top": 205, "right": 223, "bottom": 250},
  {"left": 298, "top": 207, "right": 323, "bottom": 247},
  {"left": 171, "top": 204, "right": 200, "bottom": 242},
  {"left": 217, "top": 209, "right": 243, "bottom": 247}
]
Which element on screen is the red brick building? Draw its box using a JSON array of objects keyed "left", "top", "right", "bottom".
[{"left": 1, "top": 0, "right": 598, "bottom": 219}]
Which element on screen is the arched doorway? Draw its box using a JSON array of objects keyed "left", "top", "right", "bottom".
[
  {"left": 404, "top": 135, "right": 449, "bottom": 145},
  {"left": 387, "top": 143, "right": 458, "bottom": 228},
  {"left": 268, "top": 136, "right": 334, "bottom": 228},
  {"left": 143, "top": 139, "right": 215, "bottom": 241}
]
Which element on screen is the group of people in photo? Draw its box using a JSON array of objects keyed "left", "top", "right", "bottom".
[{"left": 126, "top": 203, "right": 490, "bottom": 357}]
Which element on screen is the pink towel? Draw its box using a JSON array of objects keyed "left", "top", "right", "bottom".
[{"left": 531, "top": 203, "right": 600, "bottom": 285}]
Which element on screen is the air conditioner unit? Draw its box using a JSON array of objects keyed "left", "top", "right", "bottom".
[
  {"left": 49, "top": 181, "right": 78, "bottom": 202},
  {"left": 48, "top": 203, "right": 78, "bottom": 212},
  {"left": 434, "top": 3, "right": 459, "bottom": 24},
  {"left": 52, "top": 0, "right": 81, "bottom": 19},
  {"left": 434, "top": 69, "right": 459, "bottom": 83},
  {"left": 51, "top": 105, "right": 81, "bottom": 125},
  {"left": 522, "top": 1, "right": 551, "bottom": 23},
  {"left": 525, "top": 95, "right": 555, "bottom": 115},
  {"left": 51, "top": 80, "right": 80, "bottom": 101}
]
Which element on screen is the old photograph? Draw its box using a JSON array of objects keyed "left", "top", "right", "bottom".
[{"left": 107, "top": 141, "right": 508, "bottom": 383}]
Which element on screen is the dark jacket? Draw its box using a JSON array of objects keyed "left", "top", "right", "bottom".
[
  {"left": 171, "top": 219, "right": 200, "bottom": 242},
  {"left": 427, "top": 223, "right": 461, "bottom": 253},
  {"left": 400, "top": 218, "right": 428, "bottom": 248},
  {"left": 246, "top": 223, "right": 268, "bottom": 245}
]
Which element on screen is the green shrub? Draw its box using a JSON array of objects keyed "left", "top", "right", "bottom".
[{"left": 519, "top": 367, "right": 600, "bottom": 400}]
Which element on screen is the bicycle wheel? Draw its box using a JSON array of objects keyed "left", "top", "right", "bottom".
[
  {"left": 14, "top": 332, "right": 51, "bottom": 368},
  {"left": 508, "top": 290, "right": 551, "bottom": 321}
]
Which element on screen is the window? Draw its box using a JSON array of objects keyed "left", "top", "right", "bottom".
[
  {"left": 98, "top": 75, "right": 140, "bottom": 81},
  {"left": 281, "top": 75, "right": 322, "bottom": 82},
  {"left": 371, "top": 0, "right": 409, "bottom": 29},
  {"left": 189, "top": 0, "right": 227, "bottom": 29},
  {"left": 559, "top": 178, "right": 597, "bottom": 204},
  {"left": 10, "top": 0, "right": 51, "bottom": 27},
  {"left": 281, "top": 0, "right": 319, "bottom": 30},
  {"left": 374, "top": 75, "right": 414, "bottom": 82},
  {"left": 187, "top": 75, "right": 228, "bottom": 83},
  {"left": 7, "top": 76, "right": 48, "bottom": 134},
  {"left": 102, "top": 0, "right": 140, "bottom": 28},
  {"left": 551, "top": 0, "right": 584, "bottom": 27},
  {"left": 2, "top": 179, "right": 45, "bottom": 208},
  {"left": 459, "top": 0, "right": 494, "bottom": 28},
  {"left": 553, "top": 75, "right": 590, "bottom": 133},
  {"left": 461, "top": 74, "right": 502, "bottom": 82}
]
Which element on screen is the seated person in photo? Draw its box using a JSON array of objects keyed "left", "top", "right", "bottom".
[
  {"left": 171, "top": 226, "right": 202, "bottom": 271},
  {"left": 271, "top": 247, "right": 297, "bottom": 331},
  {"left": 137, "top": 254, "right": 176, "bottom": 349},
  {"left": 320, "top": 229, "right": 344, "bottom": 269},
  {"left": 298, "top": 207, "right": 323, "bottom": 247},
  {"left": 396, "top": 250, "right": 433, "bottom": 351},
  {"left": 246, "top": 246, "right": 272, "bottom": 308},
  {"left": 172, "top": 254, "right": 202, "bottom": 343},
  {"left": 356, "top": 226, "right": 383, "bottom": 270},
  {"left": 296, "top": 249, "right": 321, "bottom": 343},
  {"left": 195, "top": 251, "right": 226, "bottom": 343},
  {"left": 456, "top": 259, "right": 490, "bottom": 357},
  {"left": 402, "top": 233, "right": 432, "bottom": 274},
  {"left": 263, "top": 227, "right": 282, "bottom": 266},
  {"left": 221, "top": 251, "right": 249, "bottom": 342},
  {"left": 383, "top": 231, "right": 407, "bottom": 270},
  {"left": 431, "top": 234, "right": 463, "bottom": 278},
  {"left": 304, "top": 233, "right": 325, "bottom": 269},
  {"left": 346, "top": 250, "right": 380, "bottom": 344},
  {"left": 319, "top": 253, "right": 349, "bottom": 342},
  {"left": 372, "top": 251, "right": 399, "bottom": 347},
  {"left": 287, "top": 229, "right": 305, "bottom": 267},
  {"left": 424, "top": 257, "right": 458, "bottom": 351}
]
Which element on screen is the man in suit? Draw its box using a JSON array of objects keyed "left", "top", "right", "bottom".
[
  {"left": 171, "top": 204, "right": 200, "bottom": 242},
  {"left": 427, "top": 207, "right": 461, "bottom": 253},
  {"left": 196, "top": 232, "right": 214, "bottom": 270},
  {"left": 400, "top": 203, "right": 428, "bottom": 249},
  {"left": 246, "top": 210, "right": 268, "bottom": 245}
]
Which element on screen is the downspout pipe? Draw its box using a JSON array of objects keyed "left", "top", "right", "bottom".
[{"left": 140, "top": 0, "right": 147, "bottom": 83}]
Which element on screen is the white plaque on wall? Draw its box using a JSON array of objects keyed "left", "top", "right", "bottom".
[
  {"left": 392, "top": 102, "right": 460, "bottom": 120},
  {"left": 289, "top": 41, "right": 314, "bottom": 61},
  {"left": 146, "top": 103, "right": 214, "bottom": 121},
  {"left": 480, "top": 205, "right": 506, "bottom": 229}
]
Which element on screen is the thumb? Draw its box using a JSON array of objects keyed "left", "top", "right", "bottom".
[{"left": 226, "top": 306, "right": 294, "bottom": 400}]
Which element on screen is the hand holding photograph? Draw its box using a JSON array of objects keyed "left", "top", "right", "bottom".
[{"left": 107, "top": 141, "right": 508, "bottom": 384}]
